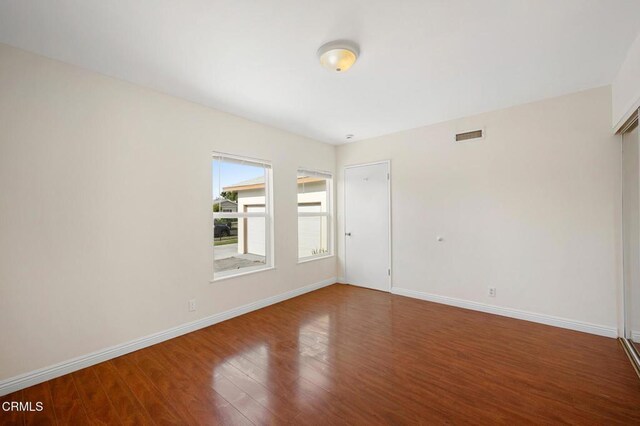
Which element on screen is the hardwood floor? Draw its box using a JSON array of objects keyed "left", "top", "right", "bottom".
[{"left": 2, "top": 284, "right": 640, "bottom": 425}]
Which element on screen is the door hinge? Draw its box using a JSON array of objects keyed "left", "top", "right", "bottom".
[
  {"left": 388, "top": 268, "right": 391, "bottom": 276},
  {"left": 387, "top": 173, "right": 390, "bottom": 180}
]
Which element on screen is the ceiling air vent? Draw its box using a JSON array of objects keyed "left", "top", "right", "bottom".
[{"left": 454, "top": 129, "right": 484, "bottom": 142}]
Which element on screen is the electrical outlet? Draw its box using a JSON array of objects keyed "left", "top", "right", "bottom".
[
  {"left": 488, "top": 287, "right": 496, "bottom": 297},
  {"left": 188, "top": 299, "right": 196, "bottom": 312}
]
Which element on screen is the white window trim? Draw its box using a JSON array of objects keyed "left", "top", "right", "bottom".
[
  {"left": 211, "top": 266, "right": 276, "bottom": 282},
  {"left": 297, "top": 253, "right": 334, "bottom": 264},
  {"left": 212, "top": 153, "right": 274, "bottom": 281},
  {"left": 297, "top": 168, "right": 334, "bottom": 262}
]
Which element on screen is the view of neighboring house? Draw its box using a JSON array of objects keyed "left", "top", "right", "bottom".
[
  {"left": 222, "top": 175, "right": 328, "bottom": 258},
  {"left": 212, "top": 197, "right": 237, "bottom": 212}
]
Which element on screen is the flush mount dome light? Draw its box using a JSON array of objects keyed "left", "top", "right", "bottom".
[{"left": 317, "top": 40, "right": 359, "bottom": 73}]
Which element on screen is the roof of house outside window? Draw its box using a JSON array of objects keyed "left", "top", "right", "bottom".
[{"left": 223, "top": 176, "right": 324, "bottom": 192}]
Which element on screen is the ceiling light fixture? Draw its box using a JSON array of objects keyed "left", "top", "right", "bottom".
[{"left": 317, "top": 40, "right": 359, "bottom": 73}]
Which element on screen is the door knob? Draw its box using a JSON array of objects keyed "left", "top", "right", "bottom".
[{"left": 345, "top": 232, "right": 352, "bottom": 236}]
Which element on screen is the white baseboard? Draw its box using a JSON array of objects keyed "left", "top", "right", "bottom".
[
  {"left": 391, "top": 287, "right": 618, "bottom": 338},
  {"left": 0, "top": 277, "right": 337, "bottom": 397}
]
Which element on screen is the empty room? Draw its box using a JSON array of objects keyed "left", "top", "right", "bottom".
[{"left": 2, "top": 0, "right": 640, "bottom": 424}]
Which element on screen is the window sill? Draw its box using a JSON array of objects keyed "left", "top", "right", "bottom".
[
  {"left": 297, "top": 254, "right": 334, "bottom": 265},
  {"left": 210, "top": 266, "right": 275, "bottom": 283}
]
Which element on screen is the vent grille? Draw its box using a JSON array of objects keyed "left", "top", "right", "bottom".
[{"left": 455, "top": 129, "right": 483, "bottom": 142}]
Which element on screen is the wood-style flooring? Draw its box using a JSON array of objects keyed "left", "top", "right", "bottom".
[{"left": 2, "top": 284, "right": 640, "bottom": 425}]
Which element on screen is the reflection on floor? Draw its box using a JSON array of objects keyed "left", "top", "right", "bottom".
[{"left": 2, "top": 284, "right": 640, "bottom": 424}]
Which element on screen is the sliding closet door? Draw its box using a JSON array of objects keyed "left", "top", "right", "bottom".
[{"left": 623, "top": 121, "right": 640, "bottom": 350}]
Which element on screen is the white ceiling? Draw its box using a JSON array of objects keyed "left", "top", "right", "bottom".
[{"left": 1, "top": 1, "right": 639, "bottom": 144}]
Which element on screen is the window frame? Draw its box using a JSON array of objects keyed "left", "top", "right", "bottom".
[
  {"left": 211, "top": 152, "right": 274, "bottom": 281},
  {"left": 297, "top": 168, "right": 334, "bottom": 263}
]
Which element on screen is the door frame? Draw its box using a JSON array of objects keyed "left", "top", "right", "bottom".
[
  {"left": 619, "top": 109, "right": 640, "bottom": 378},
  {"left": 621, "top": 110, "right": 639, "bottom": 339},
  {"left": 343, "top": 160, "right": 392, "bottom": 292}
]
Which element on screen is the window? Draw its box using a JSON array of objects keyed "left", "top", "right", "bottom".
[
  {"left": 297, "top": 169, "right": 332, "bottom": 260},
  {"left": 213, "top": 153, "right": 273, "bottom": 279}
]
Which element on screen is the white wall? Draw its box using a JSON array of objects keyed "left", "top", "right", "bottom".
[
  {"left": 336, "top": 87, "right": 621, "bottom": 331},
  {"left": 0, "top": 43, "right": 336, "bottom": 382},
  {"left": 613, "top": 32, "right": 640, "bottom": 130}
]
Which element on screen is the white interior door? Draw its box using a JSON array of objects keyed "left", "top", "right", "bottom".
[{"left": 344, "top": 161, "right": 391, "bottom": 291}]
